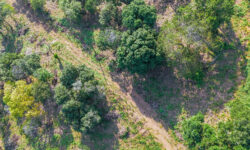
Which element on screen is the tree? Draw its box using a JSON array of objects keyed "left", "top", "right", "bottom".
[
  {"left": 84, "top": 0, "right": 97, "bottom": 14},
  {"left": 3, "top": 81, "right": 42, "bottom": 119},
  {"left": 62, "top": 99, "right": 82, "bottom": 122},
  {"left": 116, "top": 28, "right": 159, "bottom": 73},
  {"left": 11, "top": 54, "right": 41, "bottom": 80},
  {"left": 33, "top": 68, "right": 52, "bottom": 82},
  {"left": 0, "top": 53, "right": 20, "bottom": 81},
  {"left": 99, "top": 3, "right": 119, "bottom": 27},
  {"left": 54, "top": 84, "right": 70, "bottom": 105},
  {"left": 178, "top": 0, "right": 235, "bottom": 33},
  {"left": 60, "top": 64, "right": 78, "bottom": 88},
  {"left": 80, "top": 109, "right": 101, "bottom": 132},
  {"left": 32, "top": 81, "right": 51, "bottom": 103},
  {"left": 59, "top": 0, "right": 82, "bottom": 22},
  {"left": 181, "top": 112, "right": 204, "bottom": 148},
  {"left": 122, "top": 0, "right": 156, "bottom": 30},
  {"left": 29, "top": 0, "right": 46, "bottom": 11}
]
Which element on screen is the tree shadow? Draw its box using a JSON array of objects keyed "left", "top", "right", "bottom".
[
  {"left": 81, "top": 120, "right": 119, "bottom": 150},
  {"left": 12, "top": 0, "right": 55, "bottom": 33},
  {"left": 110, "top": 22, "right": 246, "bottom": 130}
]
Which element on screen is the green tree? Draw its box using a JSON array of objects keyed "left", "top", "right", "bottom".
[
  {"left": 11, "top": 54, "right": 41, "bottom": 80},
  {"left": 80, "top": 109, "right": 101, "bottom": 132},
  {"left": 99, "top": 3, "right": 119, "bottom": 27},
  {"left": 116, "top": 28, "right": 159, "bottom": 73},
  {"left": 181, "top": 112, "right": 204, "bottom": 148},
  {"left": 33, "top": 68, "right": 52, "bottom": 82},
  {"left": 122, "top": 0, "right": 156, "bottom": 30},
  {"left": 60, "top": 64, "right": 78, "bottom": 88},
  {"left": 32, "top": 81, "right": 51, "bottom": 103},
  {"left": 3, "top": 81, "right": 42, "bottom": 118},
  {"left": 0, "top": 53, "right": 20, "bottom": 81},
  {"left": 59, "top": 0, "right": 82, "bottom": 22},
  {"left": 54, "top": 84, "right": 70, "bottom": 105},
  {"left": 29, "top": 0, "right": 46, "bottom": 11},
  {"left": 62, "top": 99, "right": 81, "bottom": 122},
  {"left": 84, "top": 0, "right": 97, "bottom": 14},
  {"left": 178, "top": 0, "right": 235, "bottom": 33}
]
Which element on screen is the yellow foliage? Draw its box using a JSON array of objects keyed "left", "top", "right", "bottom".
[{"left": 3, "top": 80, "right": 43, "bottom": 118}]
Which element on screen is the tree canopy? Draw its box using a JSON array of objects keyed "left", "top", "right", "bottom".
[{"left": 122, "top": 0, "right": 156, "bottom": 30}]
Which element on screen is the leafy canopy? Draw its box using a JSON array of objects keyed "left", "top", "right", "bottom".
[
  {"left": 122, "top": 0, "right": 156, "bottom": 30},
  {"left": 3, "top": 80, "right": 42, "bottom": 119},
  {"left": 116, "top": 28, "right": 159, "bottom": 73}
]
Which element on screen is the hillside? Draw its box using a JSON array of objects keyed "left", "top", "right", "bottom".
[{"left": 0, "top": 0, "right": 249, "bottom": 150}]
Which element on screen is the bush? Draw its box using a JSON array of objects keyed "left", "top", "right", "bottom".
[
  {"left": 80, "top": 109, "right": 101, "bottom": 132},
  {"left": 33, "top": 68, "right": 52, "bottom": 82},
  {"left": 54, "top": 84, "right": 70, "bottom": 105},
  {"left": 122, "top": 0, "right": 156, "bottom": 30},
  {"left": 60, "top": 64, "right": 78, "bottom": 88},
  {"left": 84, "top": 0, "right": 97, "bottom": 14},
  {"left": 99, "top": 3, "right": 119, "bottom": 27},
  {"left": 96, "top": 28, "right": 121, "bottom": 50},
  {"left": 116, "top": 28, "right": 160, "bottom": 73},
  {"left": 181, "top": 112, "right": 204, "bottom": 148},
  {"left": 29, "top": 0, "right": 46, "bottom": 11},
  {"left": 59, "top": 0, "right": 82, "bottom": 22},
  {"left": 32, "top": 81, "right": 51, "bottom": 103}
]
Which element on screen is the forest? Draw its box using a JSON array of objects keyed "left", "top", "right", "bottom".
[{"left": 0, "top": 0, "right": 249, "bottom": 149}]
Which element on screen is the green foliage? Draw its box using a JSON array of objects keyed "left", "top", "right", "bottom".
[
  {"left": 122, "top": 0, "right": 156, "bottom": 30},
  {"left": 11, "top": 54, "right": 41, "bottom": 80},
  {"left": 32, "top": 81, "right": 51, "bottom": 103},
  {"left": 3, "top": 80, "right": 42, "bottom": 118},
  {"left": 54, "top": 84, "right": 70, "bottom": 105},
  {"left": 181, "top": 112, "right": 204, "bottom": 148},
  {"left": 84, "top": 0, "right": 97, "bottom": 14},
  {"left": 96, "top": 28, "right": 121, "bottom": 50},
  {"left": 29, "top": 0, "right": 46, "bottom": 11},
  {"left": 60, "top": 64, "right": 79, "bottom": 88},
  {"left": 80, "top": 109, "right": 101, "bottom": 132},
  {"left": 116, "top": 28, "right": 159, "bottom": 73},
  {"left": 0, "top": 53, "right": 20, "bottom": 81},
  {"left": 33, "top": 68, "right": 52, "bottom": 82},
  {"left": 59, "top": 0, "right": 82, "bottom": 22},
  {"left": 99, "top": 3, "right": 119, "bottom": 27},
  {"left": 178, "top": 0, "right": 235, "bottom": 33},
  {"left": 57, "top": 64, "right": 105, "bottom": 132}
]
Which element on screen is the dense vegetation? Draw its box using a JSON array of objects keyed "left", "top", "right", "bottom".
[{"left": 0, "top": 0, "right": 249, "bottom": 149}]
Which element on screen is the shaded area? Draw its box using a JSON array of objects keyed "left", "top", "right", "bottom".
[{"left": 111, "top": 22, "right": 246, "bottom": 130}]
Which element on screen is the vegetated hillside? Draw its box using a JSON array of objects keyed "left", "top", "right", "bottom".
[{"left": 0, "top": 0, "right": 249, "bottom": 150}]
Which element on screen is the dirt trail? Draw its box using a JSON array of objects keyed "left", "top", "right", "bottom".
[{"left": 7, "top": 0, "right": 185, "bottom": 149}]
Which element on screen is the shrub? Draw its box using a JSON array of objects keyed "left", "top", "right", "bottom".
[
  {"left": 60, "top": 64, "right": 78, "bottom": 88},
  {"left": 33, "top": 68, "right": 52, "bottom": 82},
  {"left": 96, "top": 28, "right": 121, "bottom": 50},
  {"left": 29, "top": 0, "right": 46, "bottom": 11},
  {"left": 181, "top": 112, "right": 204, "bottom": 148},
  {"left": 32, "top": 81, "right": 51, "bottom": 103},
  {"left": 99, "top": 3, "right": 119, "bottom": 27},
  {"left": 54, "top": 84, "right": 70, "bottom": 105},
  {"left": 84, "top": 0, "right": 97, "bottom": 14},
  {"left": 122, "top": 0, "right": 156, "bottom": 30},
  {"left": 116, "top": 28, "right": 159, "bottom": 73},
  {"left": 59, "top": 0, "right": 82, "bottom": 22}
]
